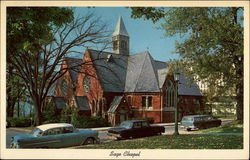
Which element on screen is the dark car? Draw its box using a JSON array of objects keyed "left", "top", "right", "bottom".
[
  {"left": 108, "top": 120, "right": 165, "bottom": 139},
  {"left": 181, "top": 115, "right": 222, "bottom": 131}
]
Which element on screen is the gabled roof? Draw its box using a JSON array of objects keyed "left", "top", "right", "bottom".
[
  {"left": 112, "top": 16, "right": 129, "bottom": 37},
  {"left": 75, "top": 96, "right": 91, "bottom": 111},
  {"left": 53, "top": 97, "right": 66, "bottom": 109},
  {"left": 62, "top": 49, "right": 201, "bottom": 96},
  {"left": 65, "top": 57, "right": 83, "bottom": 86},
  {"left": 88, "top": 49, "right": 128, "bottom": 92},
  {"left": 178, "top": 75, "right": 202, "bottom": 96},
  {"left": 107, "top": 96, "right": 123, "bottom": 113},
  {"left": 125, "top": 51, "right": 160, "bottom": 92}
]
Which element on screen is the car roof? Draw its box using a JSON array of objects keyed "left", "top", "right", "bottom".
[
  {"left": 36, "top": 123, "right": 73, "bottom": 131},
  {"left": 122, "top": 120, "right": 147, "bottom": 123},
  {"left": 183, "top": 115, "right": 209, "bottom": 118}
]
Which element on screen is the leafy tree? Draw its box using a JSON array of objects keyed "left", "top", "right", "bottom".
[
  {"left": 7, "top": 7, "right": 109, "bottom": 125},
  {"left": 130, "top": 7, "right": 243, "bottom": 121}
]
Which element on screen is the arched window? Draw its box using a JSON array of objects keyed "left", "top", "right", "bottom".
[
  {"left": 92, "top": 99, "right": 96, "bottom": 115},
  {"left": 165, "top": 80, "right": 175, "bottom": 107},
  {"left": 61, "top": 79, "right": 68, "bottom": 96},
  {"left": 83, "top": 76, "right": 91, "bottom": 92},
  {"left": 121, "top": 40, "right": 127, "bottom": 50}
]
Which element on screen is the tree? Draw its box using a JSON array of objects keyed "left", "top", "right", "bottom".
[
  {"left": 130, "top": 7, "right": 243, "bottom": 121},
  {"left": 7, "top": 7, "right": 109, "bottom": 125}
]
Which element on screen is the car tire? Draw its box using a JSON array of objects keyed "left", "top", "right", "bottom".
[{"left": 83, "top": 138, "right": 94, "bottom": 145}]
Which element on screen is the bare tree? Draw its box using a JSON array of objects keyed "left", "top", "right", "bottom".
[{"left": 9, "top": 12, "right": 110, "bottom": 125}]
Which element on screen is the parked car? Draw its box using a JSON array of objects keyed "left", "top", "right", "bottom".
[
  {"left": 10, "top": 123, "right": 99, "bottom": 148},
  {"left": 181, "top": 115, "right": 222, "bottom": 131},
  {"left": 108, "top": 120, "right": 165, "bottom": 139}
]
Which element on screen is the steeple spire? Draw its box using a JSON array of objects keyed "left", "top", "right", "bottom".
[
  {"left": 112, "top": 16, "right": 130, "bottom": 56},
  {"left": 113, "top": 16, "right": 129, "bottom": 37}
]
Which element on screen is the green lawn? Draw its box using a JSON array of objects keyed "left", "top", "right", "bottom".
[
  {"left": 198, "top": 120, "right": 243, "bottom": 133},
  {"left": 79, "top": 134, "right": 243, "bottom": 149},
  {"left": 78, "top": 120, "right": 243, "bottom": 149}
]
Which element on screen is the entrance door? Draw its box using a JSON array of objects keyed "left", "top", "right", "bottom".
[{"left": 120, "top": 114, "right": 125, "bottom": 122}]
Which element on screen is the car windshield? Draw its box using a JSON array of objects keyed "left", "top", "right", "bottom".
[
  {"left": 31, "top": 128, "right": 43, "bottom": 136},
  {"left": 182, "top": 117, "right": 193, "bottom": 121},
  {"left": 120, "top": 121, "right": 132, "bottom": 129}
]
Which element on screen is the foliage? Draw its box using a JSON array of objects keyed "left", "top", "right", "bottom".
[
  {"left": 42, "top": 104, "right": 60, "bottom": 124},
  {"left": 73, "top": 115, "right": 110, "bottom": 128},
  {"left": 130, "top": 7, "right": 243, "bottom": 120},
  {"left": 199, "top": 120, "right": 243, "bottom": 133},
  {"left": 130, "top": 7, "right": 165, "bottom": 23},
  {"left": 7, "top": 117, "right": 32, "bottom": 127},
  {"left": 60, "top": 107, "right": 73, "bottom": 123},
  {"left": 131, "top": 117, "right": 155, "bottom": 124},
  {"left": 79, "top": 134, "right": 243, "bottom": 149},
  {"left": 59, "top": 107, "right": 110, "bottom": 128},
  {"left": 7, "top": 7, "right": 109, "bottom": 125}
]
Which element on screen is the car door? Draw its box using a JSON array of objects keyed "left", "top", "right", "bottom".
[
  {"left": 141, "top": 121, "right": 152, "bottom": 136},
  {"left": 131, "top": 122, "right": 143, "bottom": 138},
  {"left": 60, "top": 127, "right": 82, "bottom": 147},
  {"left": 41, "top": 128, "right": 64, "bottom": 148}
]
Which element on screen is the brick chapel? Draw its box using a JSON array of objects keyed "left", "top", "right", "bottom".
[{"left": 52, "top": 16, "right": 204, "bottom": 126}]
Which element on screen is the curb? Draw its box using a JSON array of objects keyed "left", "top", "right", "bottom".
[{"left": 8, "top": 128, "right": 32, "bottom": 133}]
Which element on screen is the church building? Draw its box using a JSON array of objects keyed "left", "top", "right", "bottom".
[{"left": 53, "top": 16, "right": 203, "bottom": 126}]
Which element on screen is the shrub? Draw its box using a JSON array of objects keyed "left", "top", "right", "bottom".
[
  {"left": 131, "top": 117, "right": 155, "bottom": 124},
  {"left": 7, "top": 117, "right": 32, "bottom": 127},
  {"left": 74, "top": 116, "right": 110, "bottom": 128},
  {"left": 58, "top": 107, "right": 110, "bottom": 128},
  {"left": 42, "top": 104, "right": 61, "bottom": 124}
]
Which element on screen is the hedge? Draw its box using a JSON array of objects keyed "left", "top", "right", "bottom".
[{"left": 7, "top": 117, "right": 32, "bottom": 127}]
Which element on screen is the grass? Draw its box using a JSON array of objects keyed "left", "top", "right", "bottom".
[
  {"left": 79, "top": 134, "right": 243, "bottom": 149},
  {"left": 198, "top": 120, "right": 243, "bottom": 133},
  {"left": 77, "top": 120, "right": 243, "bottom": 149}
]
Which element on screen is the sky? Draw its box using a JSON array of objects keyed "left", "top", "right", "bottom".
[{"left": 72, "top": 7, "right": 181, "bottom": 62}]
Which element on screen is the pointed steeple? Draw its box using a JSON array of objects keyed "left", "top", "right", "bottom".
[
  {"left": 112, "top": 16, "right": 129, "bottom": 37},
  {"left": 112, "top": 16, "right": 130, "bottom": 55}
]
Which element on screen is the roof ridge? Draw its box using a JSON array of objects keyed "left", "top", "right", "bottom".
[
  {"left": 147, "top": 53, "right": 160, "bottom": 87},
  {"left": 65, "top": 56, "right": 82, "bottom": 60},
  {"left": 133, "top": 52, "right": 148, "bottom": 92}
]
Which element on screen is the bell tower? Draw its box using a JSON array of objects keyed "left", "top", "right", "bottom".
[{"left": 112, "top": 16, "right": 129, "bottom": 56}]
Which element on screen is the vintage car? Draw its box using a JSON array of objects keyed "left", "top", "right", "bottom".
[
  {"left": 181, "top": 115, "right": 222, "bottom": 131},
  {"left": 108, "top": 120, "right": 165, "bottom": 139},
  {"left": 10, "top": 123, "right": 99, "bottom": 148}
]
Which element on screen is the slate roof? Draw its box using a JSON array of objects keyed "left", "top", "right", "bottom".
[
  {"left": 65, "top": 49, "right": 202, "bottom": 96},
  {"left": 125, "top": 52, "right": 160, "bottom": 92},
  {"left": 75, "top": 96, "right": 91, "bottom": 111},
  {"left": 53, "top": 97, "right": 66, "bottom": 109},
  {"left": 65, "top": 57, "right": 83, "bottom": 86},
  {"left": 88, "top": 49, "right": 128, "bottom": 92},
  {"left": 107, "top": 96, "right": 124, "bottom": 113},
  {"left": 178, "top": 75, "right": 202, "bottom": 96},
  {"left": 112, "top": 16, "right": 129, "bottom": 37}
]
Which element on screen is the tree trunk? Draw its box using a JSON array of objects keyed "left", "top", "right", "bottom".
[
  {"left": 33, "top": 97, "right": 44, "bottom": 126},
  {"left": 236, "top": 83, "right": 243, "bottom": 121},
  {"left": 7, "top": 96, "right": 16, "bottom": 117},
  {"left": 17, "top": 101, "right": 20, "bottom": 117}
]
